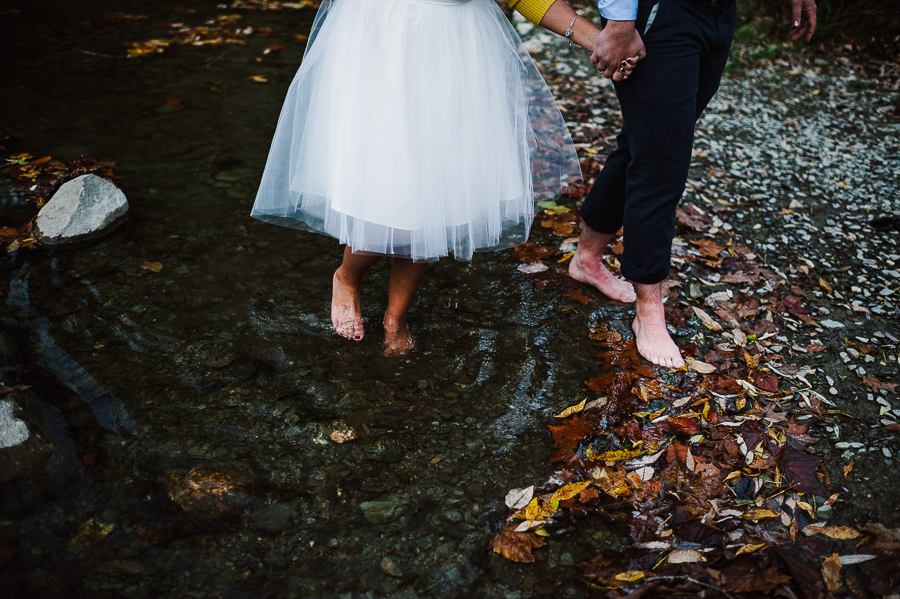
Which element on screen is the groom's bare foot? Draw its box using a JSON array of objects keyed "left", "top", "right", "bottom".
[
  {"left": 332, "top": 267, "right": 364, "bottom": 341},
  {"left": 383, "top": 317, "right": 415, "bottom": 357},
  {"left": 632, "top": 283, "right": 684, "bottom": 369},
  {"left": 569, "top": 251, "right": 637, "bottom": 303}
]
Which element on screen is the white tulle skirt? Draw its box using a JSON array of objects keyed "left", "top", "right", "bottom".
[{"left": 250, "top": 0, "right": 580, "bottom": 261}]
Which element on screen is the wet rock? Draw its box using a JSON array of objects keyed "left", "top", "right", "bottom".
[
  {"left": 380, "top": 557, "right": 403, "bottom": 578},
  {"left": 359, "top": 500, "right": 408, "bottom": 524},
  {"left": 382, "top": 444, "right": 403, "bottom": 464},
  {"left": 99, "top": 507, "right": 124, "bottom": 524},
  {"left": 34, "top": 175, "right": 129, "bottom": 247},
  {"left": 0, "top": 390, "right": 77, "bottom": 518},
  {"left": 263, "top": 550, "right": 288, "bottom": 568},
  {"left": 252, "top": 503, "right": 295, "bottom": 533},
  {"left": 0, "top": 400, "right": 28, "bottom": 449},
  {"left": 816, "top": 505, "right": 834, "bottom": 520},
  {"left": 97, "top": 559, "right": 144, "bottom": 576}
]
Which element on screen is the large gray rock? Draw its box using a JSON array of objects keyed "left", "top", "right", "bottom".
[
  {"left": 0, "top": 390, "right": 79, "bottom": 518},
  {"left": 0, "top": 400, "right": 29, "bottom": 449},
  {"left": 35, "top": 174, "right": 129, "bottom": 246}
]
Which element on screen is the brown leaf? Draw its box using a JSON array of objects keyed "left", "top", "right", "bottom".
[
  {"left": 141, "top": 261, "right": 162, "bottom": 273},
  {"left": 675, "top": 205, "right": 710, "bottom": 232},
  {"left": 821, "top": 552, "right": 842, "bottom": 592},
  {"left": 490, "top": 528, "right": 547, "bottom": 563},
  {"left": 860, "top": 374, "right": 898, "bottom": 395},
  {"left": 777, "top": 446, "right": 829, "bottom": 497},
  {"left": 562, "top": 288, "right": 591, "bottom": 305},
  {"left": 589, "top": 327, "right": 623, "bottom": 343},
  {"left": 689, "top": 239, "right": 726, "bottom": 258},
  {"left": 596, "top": 340, "right": 656, "bottom": 377},
  {"left": 512, "top": 242, "right": 555, "bottom": 264},
  {"left": 548, "top": 414, "right": 596, "bottom": 463},
  {"left": 720, "top": 565, "right": 791, "bottom": 593},
  {"left": 776, "top": 547, "right": 826, "bottom": 599}
]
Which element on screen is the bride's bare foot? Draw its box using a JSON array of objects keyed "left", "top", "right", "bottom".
[
  {"left": 632, "top": 282, "right": 684, "bottom": 369},
  {"left": 332, "top": 267, "right": 364, "bottom": 341},
  {"left": 383, "top": 317, "right": 415, "bottom": 357},
  {"left": 569, "top": 249, "right": 637, "bottom": 303}
]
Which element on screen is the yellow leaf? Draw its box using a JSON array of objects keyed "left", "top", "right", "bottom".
[
  {"left": 735, "top": 543, "right": 768, "bottom": 555},
  {"left": 685, "top": 356, "right": 717, "bottom": 374},
  {"left": 554, "top": 399, "right": 586, "bottom": 418},
  {"left": 804, "top": 526, "right": 862, "bottom": 540},
  {"left": 141, "top": 261, "right": 163, "bottom": 272},
  {"left": 724, "top": 470, "right": 742, "bottom": 481},
  {"left": 522, "top": 498, "right": 542, "bottom": 522},
  {"left": 249, "top": 75, "right": 268, "bottom": 83},
  {"left": 742, "top": 509, "right": 779, "bottom": 520},
  {"left": 544, "top": 205, "right": 571, "bottom": 215},
  {"left": 550, "top": 480, "right": 592, "bottom": 503},
  {"left": 593, "top": 448, "right": 646, "bottom": 463},
  {"left": 796, "top": 501, "right": 816, "bottom": 518},
  {"left": 614, "top": 571, "right": 645, "bottom": 582},
  {"left": 843, "top": 461, "right": 854, "bottom": 477}
]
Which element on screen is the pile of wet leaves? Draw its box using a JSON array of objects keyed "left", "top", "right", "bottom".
[{"left": 494, "top": 16, "right": 900, "bottom": 598}]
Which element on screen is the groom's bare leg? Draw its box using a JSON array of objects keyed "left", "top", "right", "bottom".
[
  {"left": 569, "top": 224, "right": 636, "bottom": 303},
  {"left": 632, "top": 281, "right": 684, "bottom": 368}
]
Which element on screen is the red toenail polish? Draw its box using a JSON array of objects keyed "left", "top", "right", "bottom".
[{"left": 354, "top": 335, "right": 361, "bottom": 340}]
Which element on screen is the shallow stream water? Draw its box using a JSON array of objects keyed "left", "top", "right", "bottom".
[
  {"left": 0, "top": 2, "right": 632, "bottom": 597},
  {"left": 3, "top": 1, "right": 900, "bottom": 598}
]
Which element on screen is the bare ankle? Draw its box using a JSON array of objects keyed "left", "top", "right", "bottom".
[{"left": 383, "top": 315, "right": 407, "bottom": 331}]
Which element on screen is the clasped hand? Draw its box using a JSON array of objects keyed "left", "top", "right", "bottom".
[{"left": 590, "top": 20, "right": 645, "bottom": 81}]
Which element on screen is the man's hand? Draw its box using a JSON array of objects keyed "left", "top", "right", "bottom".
[
  {"left": 789, "top": 0, "right": 817, "bottom": 42},
  {"left": 591, "top": 21, "right": 646, "bottom": 81}
]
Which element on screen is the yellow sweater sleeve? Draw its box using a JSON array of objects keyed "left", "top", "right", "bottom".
[{"left": 509, "top": 0, "right": 555, "bottom": 25}]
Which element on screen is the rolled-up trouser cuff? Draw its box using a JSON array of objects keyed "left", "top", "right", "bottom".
[
  {"left": 620, "top": 256, "right": 670, "bottom": 285},
  {"left": 581, "top": 214, "right": 623, "bottom": 237}
]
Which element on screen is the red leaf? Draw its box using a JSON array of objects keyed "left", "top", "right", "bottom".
[{"left": 753, "top": 372, "right": 779, "bottom": 392}]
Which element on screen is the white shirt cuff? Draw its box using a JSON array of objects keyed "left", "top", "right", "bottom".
[{"left": 597, "top": 0, "right": 639, "bottom": 21}]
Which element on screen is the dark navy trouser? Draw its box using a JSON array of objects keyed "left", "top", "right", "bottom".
[{"left": 580, "top": 0, "right": 737, "bottom": 284}]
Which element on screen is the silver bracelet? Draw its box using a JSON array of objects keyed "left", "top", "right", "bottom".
[{"left": 565, "top": 15, "right": 578, "bottom": 47}]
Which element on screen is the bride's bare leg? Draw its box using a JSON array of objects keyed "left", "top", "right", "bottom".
[
  {"left": 383, "top": 257, "right": 427, "bottom": 356},
  {"left": 332, "top": 245, "right": 381, "bottom": 340}
]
